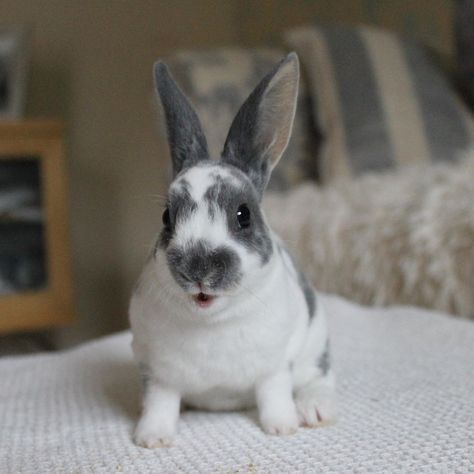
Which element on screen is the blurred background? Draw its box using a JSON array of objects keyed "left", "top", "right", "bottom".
[{"left": 1, "top": 0, "right": 471, "bottom": 353}]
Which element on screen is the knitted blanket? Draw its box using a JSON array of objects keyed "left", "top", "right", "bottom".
[{"left": 1, "top": 295, "right": 473, "bottom": 473}]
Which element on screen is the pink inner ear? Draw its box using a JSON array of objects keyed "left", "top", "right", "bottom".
[
  {"left": 220, "top": 53, "right": 299, "bottom": 194},
  {"left": 257, "top": 59, "right": 299, "bottom": 168}
]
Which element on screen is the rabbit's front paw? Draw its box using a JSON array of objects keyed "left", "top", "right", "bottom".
[
  {"left": 260, "top": 407, "right": 299, "bottom": 436},
  {"left": 134, "top": 416, "right": 176, "bottom": 448}
]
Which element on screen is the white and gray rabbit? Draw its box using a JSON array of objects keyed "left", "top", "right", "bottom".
[{"left": 129, "top": 53, "right": 336, "bottom": 448}]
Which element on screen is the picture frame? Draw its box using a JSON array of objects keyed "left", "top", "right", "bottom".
[
  {"left": 0, "top": 26, "right": 29, "bottom": 119},
  {"left": 0, "top": 120, "right": 74, "bottom": 334}
]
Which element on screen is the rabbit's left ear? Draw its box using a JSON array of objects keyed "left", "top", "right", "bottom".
[
  {"left": 154, "top": 62, "right": 209, "bottom": 176},
  {"left": 221, "top": 53, "right": 299, "bottom": 196}
]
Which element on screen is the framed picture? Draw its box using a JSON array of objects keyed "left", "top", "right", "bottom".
[
  {"left": 0, "top": 26, "right": 29, "bottom": 119},
  {"left": 0, "top": 121, "right": 74, "bottom": 333}
]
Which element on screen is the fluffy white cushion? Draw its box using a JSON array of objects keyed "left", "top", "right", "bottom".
[{"left": 264, "top": 152, "right": 474, "bottom": 319}]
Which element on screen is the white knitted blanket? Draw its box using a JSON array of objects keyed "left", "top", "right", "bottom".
[{"left": 1, "top": 295, "right": 473, "bottom": 473}]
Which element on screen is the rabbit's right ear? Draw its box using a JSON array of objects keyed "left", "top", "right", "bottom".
[
  {"left": 154, "top": 62, "right": 209, "bottom": 176},
  {"left": 221, "top": 53, "right": 299, "bottom": 197}
]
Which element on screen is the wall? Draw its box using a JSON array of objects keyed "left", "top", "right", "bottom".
[
  {"left": 0, "top": 0, "right": 453, "bottom": 346},
  {"left": 237, "top": 0, "right": 454, "bottom": 57},
  {"left": 1, "top": 0, "right": 241, "bottom": 345}
]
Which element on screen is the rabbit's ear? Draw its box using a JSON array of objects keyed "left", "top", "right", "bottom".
[
  {"left": 154, "top": 62, "right": 209, "bottom": 176},
  {"left": 221, "top": 53, "right": 299, "bottom": 196}
]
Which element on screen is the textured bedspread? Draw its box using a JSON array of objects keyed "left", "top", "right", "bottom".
[{"left": 1, "top": 295, "right": 473, "bottom": 473}]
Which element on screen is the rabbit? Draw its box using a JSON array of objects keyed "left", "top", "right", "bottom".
[{"left": 129, "top": 52, "right": 336, "bottom": 448}]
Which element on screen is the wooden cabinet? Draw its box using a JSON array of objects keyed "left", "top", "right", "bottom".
[{"left": 0, "top": 120, "right": 74, "bottom": 333}]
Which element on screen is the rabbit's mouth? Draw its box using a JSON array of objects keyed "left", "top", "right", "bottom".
[{"left": 192, "top": 292, "right": 217, "bottom": 309}]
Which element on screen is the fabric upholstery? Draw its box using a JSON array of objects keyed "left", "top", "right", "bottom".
[{"left": 286, "top": 25, "right": 474, "bottom": 181}]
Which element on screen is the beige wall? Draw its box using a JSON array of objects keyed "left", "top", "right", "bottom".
[
  {"left": 1, "top": 0, "right": 242, "bottom": 345},
  {"left": 1, "top": 0, "right": 453, "bottom": 346},
  {"left": 238, "top": 0, "right": 454, "bottom": 56}
]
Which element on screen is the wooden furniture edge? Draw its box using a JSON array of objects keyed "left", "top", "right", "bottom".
[{"left": 0, "top": 120, "right": 65, "bottom": 139}]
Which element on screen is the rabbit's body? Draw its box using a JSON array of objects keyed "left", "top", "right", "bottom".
[
  {"left": 131, "top": 164, "right": 330, "bottom": 412},
  {"left": 131, "top": 251, "right": 307, "bottom": 412},
  {"left": 130, "top": 54, "right": 335, "bottom": 448}
]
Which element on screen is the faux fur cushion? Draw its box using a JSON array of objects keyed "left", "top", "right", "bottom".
[{"left": 264, "top": 151, "right": 474, "bottom": 319}]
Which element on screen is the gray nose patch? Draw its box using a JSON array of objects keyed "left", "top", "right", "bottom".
[{"left": 167, "top": 239, "right": 242, "bottom": 291}]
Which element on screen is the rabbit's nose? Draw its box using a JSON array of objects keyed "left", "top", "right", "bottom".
[
  {"left": 185, "top": 253, "right": 208, "bottom": 281},
  {"left": 177, "top": 271, "right": 192, "bottom": 282},
  {"left": 168, "top": 240, "right": 211, "bottom": 284},
  {"left": 168, "top": 239, "right": 242, "bottom": 291}
]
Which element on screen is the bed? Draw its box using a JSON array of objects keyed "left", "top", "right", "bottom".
[{"left": 1, "top": 294, "right": 473, "bottom": 473}]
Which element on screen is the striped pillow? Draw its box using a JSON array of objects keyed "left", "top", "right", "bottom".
[{"left": 286, "top": 25, "right": 474, "bottom": 181}]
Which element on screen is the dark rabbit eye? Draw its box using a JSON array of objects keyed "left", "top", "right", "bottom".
[
  {"left": 162, "top": 208, "right": 171, "bottom": 228},
  {"left": 237, "top": 204, "right": 251, "bottom": 228}
]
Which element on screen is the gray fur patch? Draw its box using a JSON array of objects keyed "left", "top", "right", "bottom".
[
  {"left": 154, "top": 62, "right": 209, "bottom": 176},
  {"left": 220, "top": 55, "right": 298, "bottom": 198},
  {"left": 169, "top": 180, "right": 198, "bottom": 223},
  {"left": 317, "top": 340, "right": 331, "bottom": 376},
  {"left": 298, "top": 269, "right": 316, "bottom": 319},
  {"left": 220, "top": 61, "right": 283, "bottom": 197},
  {"left": 157, "top": 180, "right": 198, "bottom": 251},
  {"left": 204, "top": 173, "right": 231, "bottom": 221},
  {"left": 167, "top": 238, "right": 242, "bottom": 291},
  {"left": 203, "top": 164, "right": 273, "bottom": 265},
  {"left": 138, "top": 362, "right": 151, "bottom": 391},
  {"left": 158, "top": 226, "right": 173, "bottom": 250}
]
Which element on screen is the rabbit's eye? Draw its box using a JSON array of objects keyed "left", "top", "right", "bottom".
[
  {"left": 162, "top": 208, "right": 171, "bottom": 228},
  {"left": 237, "top": 204, "right": 251, "bottom": 229}
]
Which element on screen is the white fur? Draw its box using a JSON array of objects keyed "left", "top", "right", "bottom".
[
  {"left": 173, "top": 201, "right": 228, "bottom": 250},
  {"left": 130, "top": 166, "right": 335, "bottom": 447}
]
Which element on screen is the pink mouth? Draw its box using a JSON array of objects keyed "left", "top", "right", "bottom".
[{"left": 192, "top": 292, "right": 216, "bottom": 309}]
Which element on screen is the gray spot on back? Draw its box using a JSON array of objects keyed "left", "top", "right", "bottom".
[
  {"left": 298, "top": 269, "right": 316, "bottom": 319},
  {"left": 277, "top": 242, "right": 317, "bottom": 319},
  {"left": 317, "top": 340, "right": 331, "bottom": 376}
]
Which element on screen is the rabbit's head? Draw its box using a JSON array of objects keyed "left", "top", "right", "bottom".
[{"left": 154, "top": 54, "right": 299, "bottom": 311}]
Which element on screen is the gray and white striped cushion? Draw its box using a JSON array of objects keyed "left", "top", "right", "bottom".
[{"left": 286, "top": 25, "right": 474, "bottom": 181}]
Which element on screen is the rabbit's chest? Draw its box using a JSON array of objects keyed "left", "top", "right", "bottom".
[{"left": 148, "top": 314, "right": 291, "bottom": 398}]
